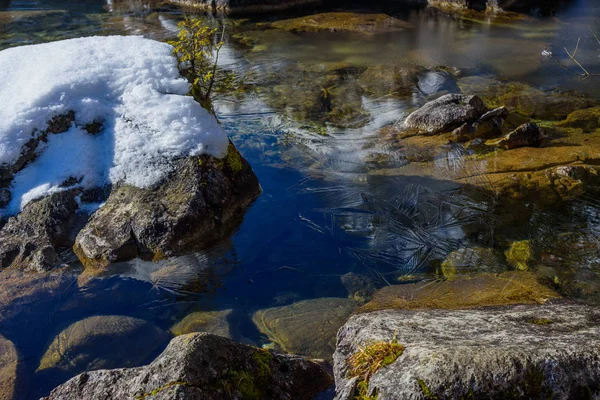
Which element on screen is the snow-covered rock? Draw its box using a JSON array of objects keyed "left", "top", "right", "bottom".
[
  {"left": 0, "top": 36, "right": 260, "bottom": 271},
  {"left": 0, "top": 36, "right": 228, "bottom": 215}
]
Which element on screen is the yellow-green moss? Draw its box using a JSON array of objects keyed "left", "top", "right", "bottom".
[
  {"left": 505, "top": 240, "right": 533, "bottom": 271},
  {"left": 220, "top": 350, "right": 273, "bottom": 400},
  {"left": 354, "top": 380, "right": 378, "bottom": 400},
  {"left": 529, "top": 318, "right": 553, "bottom": 325},
  {"left": 347, "top": 339, "right": 404, "bottom": 400},
  {"left": 253, "top": 349, "right": 272, "bottom": 379},
  {"left": 226, "top": 144, "right": 244, "bottom": 173},
  {"left": 417, "top": 379, "right": 439, "bottom": 400},
  {"left": 134, "top": 381, "right": 188, "bottom": 399}
]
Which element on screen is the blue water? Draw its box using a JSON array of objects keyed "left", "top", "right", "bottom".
[{"left": 1, "top": 0, "right": 600, "bottom": 398}]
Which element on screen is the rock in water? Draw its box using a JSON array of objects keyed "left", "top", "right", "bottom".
[
  {"left": 0, "top": 334, "right": 18, "bottom": 400},
  {"left": 252, "top": 297, "right": 357, "bottom": 360},
  {"left": 491, "top": 122, "right": 543, "bottom": 149},
  {"left": 334, "top": 303, "right": 600, "bottom": 400},
  {"left": 0, "top": 191, "right": 80, "bottom": 271},
  {"left": 404, "top": 94, "right": 487, "bottom": 134},
  {"left": 43, "top": 333, "right": 333, "bottom": 400},
  {"left": 74, "top": 145, "right": 261, "bottom": 270},
  {"left": 171, "top": 309, "right": 233, "bottom": 338},
  {"left": 37, "top": 315, "right": 169, "bottom": 377}
]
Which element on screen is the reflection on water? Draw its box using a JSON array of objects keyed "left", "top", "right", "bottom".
[{"left": 1, "top": 0, "right": 600, "bottom": 398}]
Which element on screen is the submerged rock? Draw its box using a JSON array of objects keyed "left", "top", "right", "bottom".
[
  {"left": 457, "top": 76, "right": 598, "bottom": 120},
  {"left": 171, "top": 309, "right": 233, "bottom": 338},
  {"left": 43, "top": 332, "right": 333, "bottom": 400},
  {"left": 358, "top": 65, "right": 421, "bottom": 97},
  {"left": 252, "top": 297, "right": 356, "bottom": 360},
  {"left": 37, "top": 315, "right": 169, "bottom": 377},
  {"left": 0, "top": 191, "right": 80, "bottom": 271},
  {"left": 558, "top": 106, "right": 600, "bottom": 133},
  {"left": 404, "top": 94, "right": 487, "bottom": 133},
  {"left": 334, "top": 303, "right": 600, "bottom": 399},
  {"left": 269, "top": 12, "right": 412, "bottom": 34},
  {"left": 358, "top": 272, "right": 559, "bottom": 313},
  {"left": 0, "top": 334, "right": 18, "bottom": 400},
  {"left": 440, "top": 247, "right": 504, "bottom": 278},
  {"left": 74, "top": 145, "right": 261, "bottom": 271}
]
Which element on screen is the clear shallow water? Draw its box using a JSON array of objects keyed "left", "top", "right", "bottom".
[{"left": 1, "top": 0, "right": 600, "bottom": 398}]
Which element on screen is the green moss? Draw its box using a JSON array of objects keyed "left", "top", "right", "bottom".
[
  {"left": 505, "top": 240, "right": 533, "bottom": 271},
  {"left": 226, "top": 143, "right": 244, "bottom": 173},
  {"left": 135, "top": 381, "right": 188, "bottom": 399},
  {"left": 354, "top": 380, "right": 378, "bottom": 400},
  {"left": 220, "top": 350, "right": 273, "bottom": 400},
  {"left": 417, "top": 379, "right": 439, "bottom": 400},
  {"left": 253, "top": 349, "right": 272, "bottom": 379},
  {"left": 529, "top": 318, "right": 553, "bottom": 325},
  {"left": 347, "top": 339, "right": 404, "bottom": 400}
]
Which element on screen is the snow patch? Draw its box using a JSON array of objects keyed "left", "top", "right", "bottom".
[{"left": 0, "top": 36, "right": 229, "bottom": 215}]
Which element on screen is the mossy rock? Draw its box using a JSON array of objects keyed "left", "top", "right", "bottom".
[
  {"left": 170, "top": 309, "right": 233, "bottom": 338},
  {"left": 0, "top": 334, "right": 18, "bottom": 400},
  {"left": 440, "top": 247, "right": 505, "bottom": 279},
  {"left": 37, "top": 315, "right": 169, "bottom": 376},
  {"left": 557, "top": 107, "right": 600, "bottom": 133},
  {"left": 269, "top": 12, "right": 412, "bottom": 34},
  {"left": 357, "top": 271, "right": 560, "bottom": 313},
  {"left": 252, "top": 297, "right": 356, "bottom": 360}
]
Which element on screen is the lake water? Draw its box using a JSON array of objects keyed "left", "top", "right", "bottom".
[{"left": 1, "top": 0, "right": 599, "bottom": 398}]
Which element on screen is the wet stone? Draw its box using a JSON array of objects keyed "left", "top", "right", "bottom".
[
  {"left": 37, "top": 315, "right": 170, "bottom": 377},
  {"left": 404, "top": 94, "right": 487, "bottom": 133},
  {"left": 440, "top": 247, "right": 504, "bottom": 279},
  {"left": 170, "top": 309, "right": 233, "bottom": 339},
  {"left": 358, "top": 271, "right": 560, "bottom": 313},
  {"left": 252, "top": 297, "right": 357, "bottom": 360}
]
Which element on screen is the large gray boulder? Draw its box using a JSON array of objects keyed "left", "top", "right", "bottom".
[
  {"left": 43, "top": 332, "right": 333, "bottom": 400},
  {"left": 404, "top": 94, "right": 487, "bottom": 134},
  {"left": 73, "top": 144, "right": 261, "bottom": 270},
  {"left": 334, "top": 303, "right": 600, "bottom": 400}
]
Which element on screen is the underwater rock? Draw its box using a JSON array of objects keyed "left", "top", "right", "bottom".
[
  {"left": 341, "top": 272, "right": 377, "bottom": 305},
  {"left": 358, "top": 65, "right": 422, "bottom": 97},
  {"left": 74, "top": 145, "right": 261, "bottom": 270},
  {"left": 557, "top": 106, "right": 600, "bottom": 133},
  {"left": 0, "top": 191, "right": 80, "bottom": 271},
  {"left": 43, "top": 332, "right": 333, "bottom": 400},
  {"left": 457, "top": 76, "right": 598, "bottom": 120},
  {"left": 268, "top": 12, "right": 412, "bottom": 34},
  {"left": 334, "top": 302, "right": 600, "bottom": 400},
  {"left": 37, "top": 315, "right": 169, "bottom": 377},
  {"left": 440, "top": 247, "right": 504, "bottom": 278},
  {"left": 252, "top": 297, "right": 357, "bottom": 360},
  {"left": 490, "top": 122, "right": 543, "bottom": 149},
  {"left": 404, "top": 94, "right": 487, "bottom": 133},
  {"left": 358, "top": 271, "right": 559, "bottom": 313},
  {"left": 0, "top": 334, "right": 18, "bottom": 400},
  {"left": 417, "top": 69, "right": 460, "bottom": 97},
  {"left": 171, "top": 309, "right": 233, "bottom": 338}
]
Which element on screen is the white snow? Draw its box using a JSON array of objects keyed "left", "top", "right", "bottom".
[{"left": 0, "top": 36, "right": 229, "bottom": 215}]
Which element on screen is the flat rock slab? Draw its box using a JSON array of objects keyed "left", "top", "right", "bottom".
[
  {"left": 43, "top": 333, "right": 333, "bottom": 400},
  {"left": 334, "top": 303, "right": 600, "bottom": 400}
]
